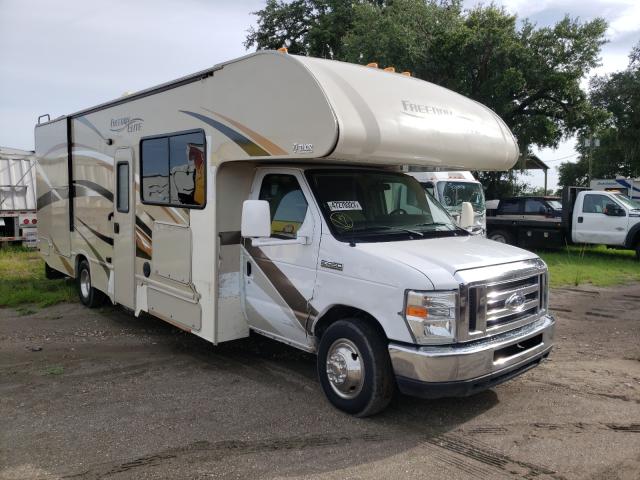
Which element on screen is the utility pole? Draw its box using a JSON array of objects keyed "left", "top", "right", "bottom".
[{"left": 584, "top": 136, "right": 600, "bottom": 183}]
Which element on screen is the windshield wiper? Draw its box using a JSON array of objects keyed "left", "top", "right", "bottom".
[{"left": 361, "top": 226, "right": 425, "bottom": 237}]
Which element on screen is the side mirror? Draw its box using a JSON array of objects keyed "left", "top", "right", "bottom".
[
  {"left": 241, "top": 200, "right": 271, "bottom": 238},
  {"left": 460, "top": 201, "right": 474, "bottom": 229},
  {"left": 604, "top": 203, "right": 625, "bottom": 217}
]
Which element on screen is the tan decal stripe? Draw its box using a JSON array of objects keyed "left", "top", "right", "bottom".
[
  {"left": 244, "top": 241, "right": 318, "bottom": 331},
  {"left": 207, "top": 110, "right": 288, "bottom": 156},
  {"left": 180, "top": 110, "right": 270, "bottom": 157},
  {"left": 76, "top": 228, "right": 110, "bottom": 277},
  {"left": 60, "top": 256, "right": 74, "bottom": 276}
]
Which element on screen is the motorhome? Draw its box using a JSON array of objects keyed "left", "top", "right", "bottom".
[
  {"left": 36, "top": 51, "right": 554, "bottom": 416},
  {"left": 406, "top": 170, "right": 486, "bottom": 233},
  {"left": 0, "top": 146, "right": 37, "bottom": 247},
  {"left": 590, "top": 177, "right": 640, "bottom": 200}
]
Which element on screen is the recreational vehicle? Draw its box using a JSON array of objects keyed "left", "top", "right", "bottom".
[
  {"left": 406, "top": 170, "right": 486, "bottom": 233},
  {"left": 36, "top": 51, "right": 554, "bottom": 416},
  {"left": 590, "top": 177, "right": 640, "bottom": 200}
]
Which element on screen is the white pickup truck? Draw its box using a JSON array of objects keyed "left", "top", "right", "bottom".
[{"left": 487, "top": 187, "right": 640, "bottom": 258}]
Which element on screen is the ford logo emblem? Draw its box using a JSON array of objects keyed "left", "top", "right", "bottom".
[{"left": 505, "top": 292, "right": 526, "bottom": 312}]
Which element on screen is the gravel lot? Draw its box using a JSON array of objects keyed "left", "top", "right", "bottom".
[{"left": 1, "top": 284, "right": 639, "bottom": 479}]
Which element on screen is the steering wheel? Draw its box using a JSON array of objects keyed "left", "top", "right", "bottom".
[{"left": 389, "top": 208, "right": 407, "bottom": 215}]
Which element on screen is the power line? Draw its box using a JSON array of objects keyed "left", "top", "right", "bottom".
[{"left": 540, "top": 152, "right": 580, "bottom": 163}]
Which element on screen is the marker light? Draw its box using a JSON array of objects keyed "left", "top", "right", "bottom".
[
  {"left": 23, "top": 219, "right": 30, "bottom": 224},
  {"left": 277, "top": 47, "right": 288, "bottom": 53},
  {"left": 383, "top": 67, "right": 396, "bottom": 73},
  {"left": 366, "top": 62, "right": 379, "bottom": 68},
  {"left": 401, "top": 71, "right": 411, "bottom": 77}
]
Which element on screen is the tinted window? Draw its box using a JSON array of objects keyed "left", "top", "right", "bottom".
[
  {"left": 141, "top": 137, "right": 169, "bottom": 203},
  {"left": 140, "top": 131, "right": 205, "bottom": 207},
  {"left": 259, "top": 174, "right": 308, "bottom": 239},
  {"left": 116, "top": 163, "right": 129, "bottom": 213},
  {"left": 524, "top": 199, "right": 546, "bottom": 214},
  {"left": 498, "top": 199, "right": 520, "bottom": 214},
  {"left": 583, "top": 194, "right": 614, "bottom": 214}
]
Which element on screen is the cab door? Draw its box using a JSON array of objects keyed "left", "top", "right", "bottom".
[
  {"left": 574, "top": 193, "right": 627, "bottom": 245},
  {"left": 113, "top": 148, "right": 135, "bottom": 309},
  {"left": 241, "top": 169, "right": 320, "bottom": 348}
]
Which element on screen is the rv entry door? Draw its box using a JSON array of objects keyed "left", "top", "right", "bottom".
[{"left": 113, "top": 148, "right": 135, "bottom": 309}]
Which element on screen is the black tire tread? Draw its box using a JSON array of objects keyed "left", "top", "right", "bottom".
[{"left": 318, "top": 317, "right": 395, "bottom": 417}]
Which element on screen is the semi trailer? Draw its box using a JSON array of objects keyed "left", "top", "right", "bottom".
[
  {"left": 36, "top": 51, "right": 554, "bottom": 416},
  {"left": 0, "top": 147, "right": 38, "bottom": 247}
]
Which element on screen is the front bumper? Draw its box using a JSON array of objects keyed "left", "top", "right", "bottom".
[{"left": 388, "top": 314, "right": 555, "bottom": 399}]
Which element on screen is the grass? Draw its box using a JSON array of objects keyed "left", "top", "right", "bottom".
[
  {"left": 537, "top": 245, "right": 640, "bottom": 288},
  {"left": 44, "top": 365, "right": 64, "bottom": 375},
  {"left": 0, "top": 247, "right": 76, "bottom": 308}
]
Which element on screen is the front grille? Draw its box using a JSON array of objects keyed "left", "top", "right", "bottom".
[{"left": 468, "top": 273, "right": 544, "bottom": 334}]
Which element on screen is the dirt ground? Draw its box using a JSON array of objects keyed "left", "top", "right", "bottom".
[{"left": 1, "top": 285, "right": 639, "bottom": 480}]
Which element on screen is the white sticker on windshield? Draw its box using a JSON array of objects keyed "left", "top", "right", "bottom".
[{"left": 327, "top": 200, "right": 362, "bottom": 211}]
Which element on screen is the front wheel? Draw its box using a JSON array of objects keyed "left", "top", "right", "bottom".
[
  {"left": 317, "top": 318, "right": 395, "bottom": 417},
  {"left": 77, "top": 259, "right": 105, "bottom": 308}
]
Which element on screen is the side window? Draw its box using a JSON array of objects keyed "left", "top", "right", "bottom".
[
  {"left": 140, "top": 130, "right": 206, "bottom": 208},
  {"left": 582, "top": 194, "right": 611, "bottom": 214},
  {"left": 499, "top": 199, "right": 520, "bottom": 214},
  {"left": 524, "top": 199, "right": 545, "bottom": 214},
  {"left": 116, "top": 162, "right": 129, "bottom": 213},
  {"left": 259, "top": 174, "right": 308, "bottom": 239}
]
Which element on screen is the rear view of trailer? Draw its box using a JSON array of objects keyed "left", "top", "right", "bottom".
[{"left": 0, "top": 147, "right": 37, "bottom": 246}]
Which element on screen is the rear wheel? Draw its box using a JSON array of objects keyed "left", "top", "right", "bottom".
[
  {"left": 317, "top": 318, "right": 395, "bottom": 417},
  {"left": 636, "top": 243, "right": 640, "bottom": 261},
  {"left": 77, "top": 259, "right": 105, "bottom": 308},
  {"left": 488, "top": 230, "right": 511, "bottom": 244}
]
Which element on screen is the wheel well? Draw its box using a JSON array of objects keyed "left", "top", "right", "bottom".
[
  {"left": 75, "top": 254, "right": 87, "bottom": 277},
  {"left": 313, "top": 305, "right": 387, "bottom": 342}
]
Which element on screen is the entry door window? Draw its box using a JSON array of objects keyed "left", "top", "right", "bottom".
[
  {"left": 116, "top": 162, "right": 129, "bottom": 213},
  {"left": 259, "top": 174, "right": 308, "bottom": 239}
]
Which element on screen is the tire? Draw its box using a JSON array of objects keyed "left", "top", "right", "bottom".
[
  {"left": 636, "top": 243, "right": 640, "bottom": 261},
  {"left": 77, "top": 259, "right": 105, "bottom": 308},
  {"left": 317, "top": 318, "right": 395, "bottom": 417},
  {"left": 488, "top": 230, "right": 511, "bottom": 244}
]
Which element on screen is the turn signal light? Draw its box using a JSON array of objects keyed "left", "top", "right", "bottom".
[
  {"left": 277, "top": 47, "right": 288, "bottom": 53},
  {"left": 23, "top": 219, "right": 30, "bottom": 225},
  {"left": 406, "top": 305, "right": 428, "bottom": 319}
]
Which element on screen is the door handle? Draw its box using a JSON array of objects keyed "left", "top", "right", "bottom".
[
  {"left": 577, "top": 217, "right": 583, "bottom": 223},
  {"left": 246, "top": 261, "right": 252, "bottom": 276},
  {"left": 107, "top": 212, "right": 114, "bottom": 221},
  {"left": 114, "top": 222, "right": 120, "bottom": 234}
]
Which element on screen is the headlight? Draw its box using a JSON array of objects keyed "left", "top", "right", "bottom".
[{"left": 404, "top": 290, "right": 457, "bottom": 344}]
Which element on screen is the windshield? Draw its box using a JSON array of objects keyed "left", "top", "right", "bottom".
[
  {"left": 547, "top": 200, "right": 562, "bottom": 210},
  {"left": 613, "top": 193, "right": 640, "bottom": 210},
  {"left": 436, "top": 181, "right": 485, "bottom": 212},
  {"left": 306, "top": 170, "right": 465, "bottom": 243}
]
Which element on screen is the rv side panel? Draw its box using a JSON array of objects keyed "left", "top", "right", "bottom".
[{"left": 35, "top": 119, "right": 73, "bottom": 274}]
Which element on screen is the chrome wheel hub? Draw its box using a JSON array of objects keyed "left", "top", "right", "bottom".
[
  {"left": 326, "top": 339, "right": 364, "bottom": 399},
  {"left": 80, "top": 269, "right": 91, "bottom": 298}
]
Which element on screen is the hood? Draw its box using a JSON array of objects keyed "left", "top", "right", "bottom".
[{"left": 356, "top": 235, "right": 537, "bottom": 277}]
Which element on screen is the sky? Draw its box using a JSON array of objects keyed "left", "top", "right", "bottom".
[{"left": 1, "top": 0, "right": 638, "bottom": 191}]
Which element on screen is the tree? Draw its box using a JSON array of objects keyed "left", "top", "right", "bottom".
[
  {"left": 246, "top": 1, "right": 608, "bottom": 198},
  {"left": 558, "top": 42, "right": 640, "bottom": 187}
]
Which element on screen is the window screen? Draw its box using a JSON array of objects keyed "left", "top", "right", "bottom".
[
  {"left": 140, "top": 130, "right": 205, "bottom": 207},
  {"left": 259, "top": 174, "right": 308, "bottom": 239},
  {"left": 116, "top": 162, "right": 129, "bottom": 213}
]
